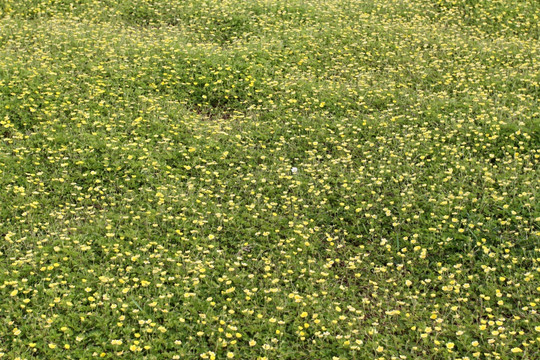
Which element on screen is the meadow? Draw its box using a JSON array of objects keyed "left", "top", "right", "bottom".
[{"left": 0, "top": 0, "right": 539, "bottom": 359}]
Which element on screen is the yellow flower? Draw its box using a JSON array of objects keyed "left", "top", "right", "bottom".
[{"left": 511, "top": 348, "right": 523, "bottom": 353}]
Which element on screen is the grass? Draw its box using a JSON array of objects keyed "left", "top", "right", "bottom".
[{"left": 0, "top": 0, "right": 539, "bottom": 359}]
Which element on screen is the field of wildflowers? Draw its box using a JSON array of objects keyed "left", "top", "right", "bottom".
[{"left": 0, "top": 0, "right": 539, "bottom": 359}]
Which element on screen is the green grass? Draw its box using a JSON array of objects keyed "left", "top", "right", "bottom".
[{"left": 0, "top": 0, "right": 539, "bottom": 359}]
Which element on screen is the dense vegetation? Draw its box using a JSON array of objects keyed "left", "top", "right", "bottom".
[{"left": 0, "top": 0, "right": 538, "bottom": 359}]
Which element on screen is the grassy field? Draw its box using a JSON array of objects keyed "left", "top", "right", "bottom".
[{"left": 0, "top": 0, "right": 539, "bottom": 359}]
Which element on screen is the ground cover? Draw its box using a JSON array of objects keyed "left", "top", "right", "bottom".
[{"left": 0, "top": 0, "right": 539, "bottom": 359}]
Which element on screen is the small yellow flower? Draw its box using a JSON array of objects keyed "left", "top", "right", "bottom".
[{"left": 511, "top": 348, "right": 523, "bottom": 353}]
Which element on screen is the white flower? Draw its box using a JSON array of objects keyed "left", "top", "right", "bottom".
[{"left": 291, "top": 167, "right": 298, "bottom": 174}]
